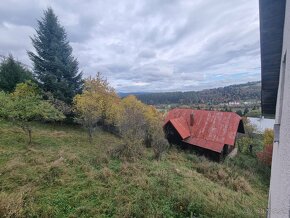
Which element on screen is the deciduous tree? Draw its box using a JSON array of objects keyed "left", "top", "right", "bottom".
[
  {"left": 73, "top": 73, "right": 119, "bottom": 142},
  {"left": 113, "top": 96, "right": 168, "bottom": 161},
  {"left": 0, "top": 81, "right": 64, "bottom": 145},
  {"left": 111, "top": 95, "right": 146, "bottom": 161}
]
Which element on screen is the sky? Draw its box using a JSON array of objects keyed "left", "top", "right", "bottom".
[{"left": 0, "top": 0, "right": 261, "bottom": 93}]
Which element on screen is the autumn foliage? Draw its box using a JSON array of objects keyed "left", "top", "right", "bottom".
[
  {"left": 257, "top": 129, "right": 274, "bottom": 166},
  {"left": 114, "top": 95, "right": 168, "bottom": 161},
  {"left": 263, "top": 128, "right": 274, "bottom": 145},
  {"left": 74, "top": 74, "right": 168, "bottom": 160},
  {"left": 73, "top": 73, "right": 120, "bottom": 141},
  {"left": 257, "top": 144, "right": 273, "bottom": 166}
]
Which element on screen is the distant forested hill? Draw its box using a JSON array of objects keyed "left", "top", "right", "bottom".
[{"left": 128, "top": 81, "right": 261, "bottom": 105}]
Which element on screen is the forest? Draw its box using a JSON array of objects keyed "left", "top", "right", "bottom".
[{"left": 132, "top": 81, "right": 261, "bottom": 105}]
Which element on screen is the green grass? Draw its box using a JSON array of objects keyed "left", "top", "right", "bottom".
[{"left": 0, "top": 119, "right": 270, "bottom": 217}]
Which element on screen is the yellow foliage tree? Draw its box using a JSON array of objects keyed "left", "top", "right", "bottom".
[
  {"left": 118, "top": 95, "right": 146, "bottom": 139},
  {"left": 73, "top": 73, "right": 120, "bottom": 141},
  {"left": 263, "top": 128, "right": 274, "bottom": 146},
  {"left": 113, "top": 95, "right": 168, "bottom": 160}
]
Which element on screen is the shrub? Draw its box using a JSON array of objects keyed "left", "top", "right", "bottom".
[
  {"left": 237, "top": 136, "right": 253, "bottom": 154},
  {"left": 109, "top": 140, "right": 144, "bottom": 162},
  {"left": 113, "top": 96, "right": 149, "bottom": 161},
  {"left": 152, "top": 133, "right": 169, "bottom": 161},
  {"left": 115, "top": 96, "right": 169, "bottom": 161},
  {"left": 263, "top": 128, "right": 274, "bottom": 145},
  {"left": 256, "top": 129, "right": 274, "bottom": 166},
  {"left": 257, "top": 144, "right": 273, "bottom": 166}
]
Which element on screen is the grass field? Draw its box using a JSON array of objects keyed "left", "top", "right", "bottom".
[{"left": 0, "top": 119, "right": 270, "bottom": 217}]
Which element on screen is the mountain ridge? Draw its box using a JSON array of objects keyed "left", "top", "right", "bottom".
[{"left": 122, "top": 81, "right": 261, "bottom": 105}]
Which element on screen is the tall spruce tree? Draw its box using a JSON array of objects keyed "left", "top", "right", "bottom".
[{"left": 28, "top": 8, "right": 82, "bottom": 103}]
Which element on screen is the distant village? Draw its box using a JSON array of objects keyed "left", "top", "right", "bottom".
[{"left": 156, "top": 99, "right": 262, "bottom": 117}]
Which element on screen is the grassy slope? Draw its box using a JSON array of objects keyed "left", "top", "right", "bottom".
[{"left": 0, "top": 120, "right": 269, "bottom": 218}]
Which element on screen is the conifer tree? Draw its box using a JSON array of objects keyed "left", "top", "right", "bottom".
[
  {"left": 28, "top": 8, "right": 82, "bottom": 103},
  {"left": 0, "top": 55, "right": 33, "bottom": 92}
]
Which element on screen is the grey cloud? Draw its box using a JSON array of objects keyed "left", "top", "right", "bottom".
[
  {"left": 0, "top": 0, "right": 260, "bottom": 92},
  {"left": 138, "top": 50, "right": 156, "bottom": 59}
]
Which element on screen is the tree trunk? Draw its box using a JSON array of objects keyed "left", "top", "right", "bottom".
[
  {"left": 88, "top": 127, "right": 93, "bottom": 143},
  {"left": 19, "top": 122, "right": 32, "bottom": 146},
  {"left": 28, "top": 128, "right": 32, "bottom": 145}
]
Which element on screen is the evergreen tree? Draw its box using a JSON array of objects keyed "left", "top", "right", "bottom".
[
  {"left": 28, "top": 8, "right": 82, "bottom": 103},
  {"left": 0, "top": 55, "right": 33, "bottom": 92}
]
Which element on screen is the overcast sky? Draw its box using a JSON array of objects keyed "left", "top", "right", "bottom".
[{"left": 0, "top": 0, "right": 260, "bottom": 92}]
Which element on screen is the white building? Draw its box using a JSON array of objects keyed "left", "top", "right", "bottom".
[
  {"left": 260, "top": 0, "right": 290, "bottom": 217},
  {"left": 248, "top": 117, "right": 275, "bottom": 133}
]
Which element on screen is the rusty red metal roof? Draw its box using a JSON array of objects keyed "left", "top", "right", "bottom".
[
  {"left": 167, "top": 117, "right": 190, "bottom": 139},
  {"left": 164, "top": 108, "right": 244, "bottom": 153}
]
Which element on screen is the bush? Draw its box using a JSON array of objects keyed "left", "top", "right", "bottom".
[
  {"left": 152, "top": 134, "right": 169, "bottom": 161},
  {"left": 109, "top": 140, "right": 144, "bottom": 162},
  {"left": 263, "top": 128, "right": 274, "bottom": 145},
  {"left": 113, "top": 96, "right": 169, "bottom": 161},
  {"left": 237, "top": 137, "right": 253, "bottom": 154},
  {"left": 257, "top": 144, "right": 273, "bottom": 166},
  {"left": 257, "top": 129, "right": 274, "bottom": 166}
]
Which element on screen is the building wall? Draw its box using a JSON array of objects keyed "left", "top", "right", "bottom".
[
  {"left": 268, "top": 0, "right": 290, "bottom": 216},
  {"left": 248, "top": 117, "right": 275, "bottom": 133}
]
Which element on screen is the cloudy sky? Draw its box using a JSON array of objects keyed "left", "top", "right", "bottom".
[{"left": 0, "top": 0, "right": 260, "bottom": 92}]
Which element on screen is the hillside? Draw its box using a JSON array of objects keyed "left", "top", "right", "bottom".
[
  {"left": 0, "top": 120, "right": 269, "bottom": 217},
  {"left": 132, "top": 81, "right": 261, "bottom": 105}
]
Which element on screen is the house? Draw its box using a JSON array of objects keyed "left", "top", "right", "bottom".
[
  {"left": 164, "top": 108, "right": 244, "bottom": 161},
  {"left": 259, "top": 0, "right": 290, "bottom": 217}
]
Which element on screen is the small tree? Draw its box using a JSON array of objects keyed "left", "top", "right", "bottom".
[
  {"left": 0, "top": 81, "right": 64, "bottom": 145},
  {"left": 118, "top": 95, "right": 147, "bottom": 140},
  {"left": 0, "top": 54, "right": 33, "bottom": 92},
  {"left": 151, "top": 124, "right": 169, "bottom": 161},
  {"left": 110, "top": 95, "right": 147, "bottom": 161},
  {"left": 112, "top": 96, "right": 169, "bottom": 161},
  {"left": 73, "top": 73, "right": 119, "bottom": 142}
]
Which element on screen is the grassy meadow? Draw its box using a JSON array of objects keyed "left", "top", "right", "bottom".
[{"left": 0, "top": 119, "right": 270, "bottom": 217}]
